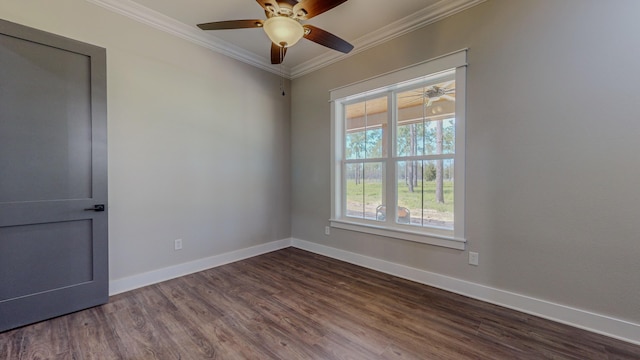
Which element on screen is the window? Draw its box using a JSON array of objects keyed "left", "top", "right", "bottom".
[{"left": 330, "top": 50, "right": 467, "bottom": 249}]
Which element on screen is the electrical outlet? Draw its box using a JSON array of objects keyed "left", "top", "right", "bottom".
[
  {"left": 469, "top": 251, "right": 479, "bottom": 266},
  {"left": 174, "top": 239, "right": 183, "bottom": 251},
  {"left": 325, "top": 226, "right": 330, "bottom": 236}
]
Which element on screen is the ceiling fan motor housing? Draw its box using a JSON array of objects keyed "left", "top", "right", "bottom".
[{"left": 197, "top": 0, "right": 354, "bottom": 64}]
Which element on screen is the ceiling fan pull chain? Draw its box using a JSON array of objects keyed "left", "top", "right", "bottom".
[{"left": 280, "top": 45, "right": 286, "bottom": 96}]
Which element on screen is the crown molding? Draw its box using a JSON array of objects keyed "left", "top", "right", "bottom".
[
  {"left": 289, "top": 0, "right": 485, "bottom": 78},
  {"left": 86, "top": 0, "right": 484, "bottom": 80},
  {"left": 85, "top": 0, "right": 289, "bottom": 77}
]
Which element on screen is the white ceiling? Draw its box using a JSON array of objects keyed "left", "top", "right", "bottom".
[{"left": 87, "top": 0, "right": 484, "bottom": 78}]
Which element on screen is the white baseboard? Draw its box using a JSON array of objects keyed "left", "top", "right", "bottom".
[
  {"left": 291, "top": 238, "right": 640, "bottom": 346},
  {"left": 109, "top": 238, "right": 292, "bottom": 296}
]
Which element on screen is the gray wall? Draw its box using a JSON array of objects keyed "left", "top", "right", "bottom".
[
  {"left": 1, "top": 0, "right": 291, "bottom": 281},
  {"left": 291, "top": 0, "right": 640, "bottom": 324}
]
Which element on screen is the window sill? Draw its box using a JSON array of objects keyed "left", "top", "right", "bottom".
[{"left": 329, "top": 219, "right": 466, "bottom": 250}]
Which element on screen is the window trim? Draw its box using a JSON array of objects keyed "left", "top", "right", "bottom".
[{"left": 330, "top": 49, "right": 467, "bottom": 250}]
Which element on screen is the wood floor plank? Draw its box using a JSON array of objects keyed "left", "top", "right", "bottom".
[
  {"left": 16, "top": 316, "right": 70, "bottom": 360},
  {"left": 133, "top": 284, "right": 218, "bottom": 359},
  {"left": 64, "top": 306, "right": 125, "bottom": 360},
  {"left": 156, "top": 278, "right": 270, "bottom": 359},
  {"left": 0, "top": 328, "right": 24, "bottom": 360},
  {"left": 1, "top": 247, "right": 639, "bottom": 359},
  {"left": 272, "top": 289, "right": 395, "bottom": 355},
  {"left": 271, "top": 260, "right": 487, "bottom": 358},
  {"left": 107, "top": 285, "right": 205, "bottom": 359}
]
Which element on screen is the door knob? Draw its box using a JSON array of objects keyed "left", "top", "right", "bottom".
[{"left": 84, "top": 204, "right": 105, "bottom": 212}]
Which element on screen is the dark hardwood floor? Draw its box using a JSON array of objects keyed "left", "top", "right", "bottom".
[{"left": 1, "top": 247, "right": 639, "bottom": 359}]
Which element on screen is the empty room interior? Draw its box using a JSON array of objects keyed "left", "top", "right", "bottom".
[{"left": 1, "top": 0, "right": 640, "bottom": 358}]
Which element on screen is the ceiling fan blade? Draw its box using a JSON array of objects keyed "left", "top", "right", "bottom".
[
  {"left": 441, "top": 80, "right": 455, "bottom": 89},
  {"left": 303, "top": 25, "right": 353, "bottom": 53},
  {"left": 197, "top": 20, "right": 264, "bottom": 30},
  {"left": 271, "top": 43, "right": 287, "bottom": 64},
  {"left": 293, "top": 0, "right": 349, "bottom": 20}
]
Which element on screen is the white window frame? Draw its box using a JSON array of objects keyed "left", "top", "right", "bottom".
[{"left": 330, "top": 50, "right": 467, "bottom": 250}]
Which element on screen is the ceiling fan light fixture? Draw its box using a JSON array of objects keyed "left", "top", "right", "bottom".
[{"left": 263, "top": 16, "right": 304, "bottom": 48}]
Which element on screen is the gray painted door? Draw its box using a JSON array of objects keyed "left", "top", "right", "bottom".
[{"left": 0, "top": 19, "right": 108, "bottom": 332}]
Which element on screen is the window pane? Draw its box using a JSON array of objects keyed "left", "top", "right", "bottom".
[
  {"left": 397, "top": 160, "right": 454, "bottom": 228},
  {"left": 345, "top": 97, "right": 388, "bottom": 159},
  {"left": 396, "top": 79, "right": 456, "bottom": 157},
  {"left": 421, "top": 118, "right": 455, "bottom": 155},
  {"left": 345, "top": 163, "right": 364, "bottom": 218},
  {"left": 345, "top": 162, "right": 384, "bottom": 221},
  {"left": 364, "top": 163, "right": 383, "bottom": 221}
]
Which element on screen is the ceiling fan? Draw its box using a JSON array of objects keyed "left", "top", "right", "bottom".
[
  {"left": 424, "top": 81, "right": 455, "bottom": 107},
  {"left": 196, "top": 0, "right": 354, "bottom": 64},
  {"left": 399, "top": 81, "right": 456, "bottom": 109}
]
